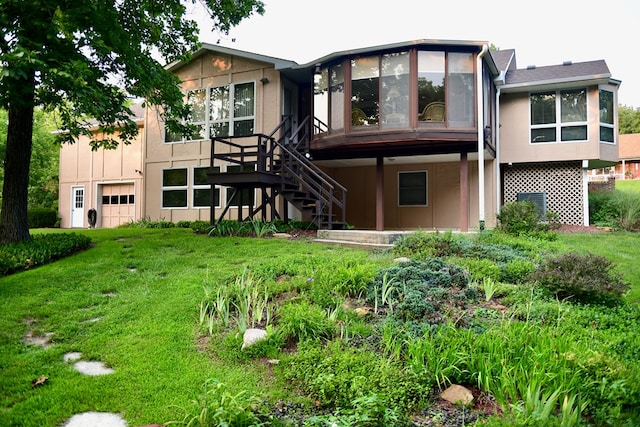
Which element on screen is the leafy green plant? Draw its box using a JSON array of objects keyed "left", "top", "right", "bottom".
[
  {"left": 249, "top": 218, "right": 277, "bottom": 237},
  {"left": 0, "top": 232, "right": 92, "bottom": 276},
  {"left": 167, "top": 379, "right": 263, "bottom": 426},
  {"left": 527, "top": 252, "right": 629, "bottom": 306},
  {"left": 277, "top": 300, "right": 335, "bottom": 342},
  {"left": 501, "top": 258, "right": 535, "bottom": 284}
]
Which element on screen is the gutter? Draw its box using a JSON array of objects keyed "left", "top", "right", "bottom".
[{"left": 477, "top": 44, "right": 488, "bottom": 230}]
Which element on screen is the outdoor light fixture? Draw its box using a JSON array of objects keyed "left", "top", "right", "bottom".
[
  {"left": 314, "top": 63, "right": 322, "bottom": 75},
  {"left": 260, "top": 77, "right": 269, "bottom": 84}
]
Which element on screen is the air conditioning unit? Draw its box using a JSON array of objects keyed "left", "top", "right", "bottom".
[{"left": 517, "top": 192, "right": 547, "bottom": 218}]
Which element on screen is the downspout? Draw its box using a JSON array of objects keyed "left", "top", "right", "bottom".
[
  {"left": 476, "top": 44, "right": 488, "bottom": 230},
  {"left": 495, "top": 87, "right": 501, "bottom": 226}
]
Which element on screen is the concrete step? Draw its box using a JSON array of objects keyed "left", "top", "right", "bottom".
[{"left": 316, "top": 230, "right": 411, "bottom": 247}]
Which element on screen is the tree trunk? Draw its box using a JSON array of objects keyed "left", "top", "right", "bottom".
[{"left": 0, "top": 71, "right": 35, "bottom": 243}]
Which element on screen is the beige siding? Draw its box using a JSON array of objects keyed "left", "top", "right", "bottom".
[
  {"left": 322, "top": 159, "right": 496, "bottom": 230},
  {"left": 500, "top": 87, "right": 612, "bottom": 165},
  {"left": 58, "top": 129, "right": 144, "bottom": 228},
  {"left": 143, "top": 52, "right": 283, "bottom": 222}
]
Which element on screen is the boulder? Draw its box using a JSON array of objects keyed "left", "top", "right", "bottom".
[
  {"left": 242, "top": 328, "right": 267, "bottom": 349},
  {"left": 440, "top": 384, "right": 474, "bottom": 405}
]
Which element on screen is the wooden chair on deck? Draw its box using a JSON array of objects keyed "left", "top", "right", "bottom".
[{"left": 420, "top": 101, "right": 445, "bottom": 122}]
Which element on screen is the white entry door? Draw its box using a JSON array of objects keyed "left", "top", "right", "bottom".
[{"left": 71, "top": 186, "right": 85, "bottom": 228}]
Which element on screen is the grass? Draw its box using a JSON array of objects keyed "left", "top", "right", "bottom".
[
  {"left": 0, "top": 228, "right": 379, "bottom": 426},
  {"left": 1, "top": 226, "right": 639, "bottom": 426},
  {"left": 616, "top": 178, "right": 640, "bottom": 194}
]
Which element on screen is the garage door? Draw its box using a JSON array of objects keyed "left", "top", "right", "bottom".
[{"left": 100, "top": 184, "right": 135, "bottom": 228}]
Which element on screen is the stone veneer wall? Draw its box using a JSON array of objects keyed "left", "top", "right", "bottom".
[{"left": 503, "top": 161, "right": 583, "bottom": 225}]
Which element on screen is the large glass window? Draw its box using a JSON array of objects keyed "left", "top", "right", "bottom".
[
  {"left": 193, "top": 166, "right": 220, "bottom": 208},
  {"left": 329, "top": 64, "right": 344, "bottom": 133},
  {"left": 418, "top": 51, "right": 446, "bottom": 125},
  {"left": 381, "top": 52, "right": 410, "bottom": 129},
  {"left": 351, "top": 56, "right": 379, "bottom": 129},
  {"left": 314, "top": 68, "right": 329, "bottom": 129},
  {"left": 398, "top": 171, "right": 428, "bottom": 206},
  {"left": 448, "top": 52, "right": 475, "bottom": 127},
  {"left": 530, "top": 89, "right": 587, "bottom": 143},
  {"left": 599, "top": 89, "right": 615, "bottom": 143},
  {"left": 165, "top": 82, "right": 255, "bottom": 143},
  {"left": 162, "top": 168, "right": 188, "bottom": 208}
]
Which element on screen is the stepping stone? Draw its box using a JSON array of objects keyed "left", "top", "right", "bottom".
[
  {"left": 63, "top": 352, "right": 82, "bottom": 362},
  {"left": 63, "top": 411, "right": 127, "bottom": 427},
  {"left": 73, "top": 361, "right": 115, "bottom": 376}
]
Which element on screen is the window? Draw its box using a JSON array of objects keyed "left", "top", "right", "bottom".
[
  {"left": 165, "top": 82, "right": 255, "bottom": 143},
  {"left": 193, "top": 166, "right": 220, "bottom": 208},
  {"left": 398, "top": 171, "right": 428, "bottom": 206},
  {"left": 226, "top": 164, "right": 255, "bottom": 207},
  {"left": 351, "top": 56, "right": 380, "bottom": 128},
  {"left": 381, "top": 52, "right": 410, "bottom": 128},
  {"left": 329, "top": 63, "right": 344, "bottom": 133},
  {"left": 162, "top": 168, "right": 188, "bottom": 208},
  {"left": 418, "top": 51, "right": 446, "bottom": 125},
  {"left": 530, "top": 89, "right": 587, "bottom": 143},
  {"left": 447, "top": 52, "right": 475, "bottom": 127},
  {"left": 599, "top": 89, "right": 615, "bottom": 143}
]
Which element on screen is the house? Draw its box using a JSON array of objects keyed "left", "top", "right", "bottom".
[{"left": 58, "top": 39, "right": 620, "bottom": 230}]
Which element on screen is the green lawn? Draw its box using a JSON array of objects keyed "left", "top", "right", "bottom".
[
  {"left": 617, "top": 178, "right": 640, "bottom": 194},
  {"left": 1, "top": 227, "right": 638, "bottom": 426}
]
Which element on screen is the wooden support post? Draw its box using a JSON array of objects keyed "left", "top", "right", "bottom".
[
  {"left": 376, "top": 156, "right": 384, "bottom": 231},
  {"left": 460, "top": 152, "right": 469, "bottom": 232}
]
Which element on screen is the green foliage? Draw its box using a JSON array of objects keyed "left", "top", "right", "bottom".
[
  {"left": 501, "top": 258, "right": 535, "bottom": 284},
  {"left": 392, "top": 229, "right": 465, "bottom": 258},
  {"left": 283, "top": 340, "right": 430, "bottom": 411},
  {"left": 589, "top": 189, "right": 618, "bottom": 227},
  {"left": 618, "top": 105, "right": 640, "bottom": 134},
  {"left": 528, "top": 252, "right": 629, "bottom": 306},
  {"left": 368, "top": 259, "right": 475, "bottom": 324},
  {"left": 497, "top": 201, "right": 559, "bottom": 237},
  {"left": 277, "top": 300, "right": 336, "bottom": 342},
  {"left": 0, "top": 232, "right": 91, "bottom": 276},
  {"left": 168, "top": 379, "right": 263, "bottom": 426},
  {"left": 453, "top": 257, "right": 501, "bottom": 282},
  {"left": 305, "top": 393, "right": 408, "bottom": 427},
  {"left": 27, "top": 208, "right": 59, "bottom": 228}
]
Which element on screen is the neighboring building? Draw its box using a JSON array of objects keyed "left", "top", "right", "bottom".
[
  {"left": 59, "top": 39, "right": 620, "bottom": 229},
  {"left": 615, "top": 133, "right": 640, "bottom": 179},
  {"left": 58, "top": 103, "right": 145, "bottom": 228}
]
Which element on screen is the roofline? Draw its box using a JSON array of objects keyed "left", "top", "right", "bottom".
[
  {"left": 294, "top": 38, "right": 490, "bottom": 69},
  {"left": 499, "top": 74, "right": 614, "bottom": 92},
  {"left": 166, "top": 42, "right": 298, "bottom": 72}
]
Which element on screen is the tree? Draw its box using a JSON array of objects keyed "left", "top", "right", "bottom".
[
  {"left": 0, "top": 108, "right": 59, "bottom": 210},
  {"left": 618, "top": 105, "right": 640, "bottom": 134},
  {"left": 0, "top": 0, "right": 264, "bottom": 243}
]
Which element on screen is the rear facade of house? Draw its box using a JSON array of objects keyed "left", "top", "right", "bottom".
[{"left": 58, "top": 39, "right": 620, "bottom": 230}]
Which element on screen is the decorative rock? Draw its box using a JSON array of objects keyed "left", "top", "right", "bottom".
[
  {"left": 63, "top": 412, "right": 127, "bottom": 427},
  {"left": 273, "top": 233, "right": 292, "bottom": 239},
  {"left": 354, "top": 307, "right": 370, "bottom": 317},
  {"left": 440, "top": 384, "right": 474, "bottom": 405},
  {"left": 393, "top": 257, "right": 411, "bottom": 263},
  {"left": 241, "top": 328, "right": 267, "bottom": 349}
]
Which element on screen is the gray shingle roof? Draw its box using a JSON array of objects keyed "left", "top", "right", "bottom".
[
  {"left": 504, "top": 60, "right": 610, "bottom": 86},
  {"left": 490, "top": 49, "right": 516, "bottom": 73}
]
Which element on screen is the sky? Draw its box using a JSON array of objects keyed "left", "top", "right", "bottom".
[{"left": 189, "top": 0, "right": 640, "bottom": 108}]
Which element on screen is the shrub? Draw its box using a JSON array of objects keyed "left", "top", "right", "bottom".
[
  {"left": 589, "top": 189, "right": 618, "bottom": 227},
  {"left": 612, "top": 190, "right": 640, "bottom": 231},
  {"left": 27, "top": 208, "right": 59, "bottom": 228},
  {"left": 368, "top": 259, "right": 475, "bottom": 325},
  {"left": 527, "top": 252, "right": 629, "bottom": 306},
  {"left": 497, "top": 201, "right": 559, "bottom": 237},
  {"left": 392, "top": 230, "right": 464, "bottom": 258},
  {"left": 0, "top": 233, "right": 92, "bottom": 276}
]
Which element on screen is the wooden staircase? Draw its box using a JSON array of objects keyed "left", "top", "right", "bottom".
[{"left": 207, "top": 116, "right": 346, "bottom": 230}]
